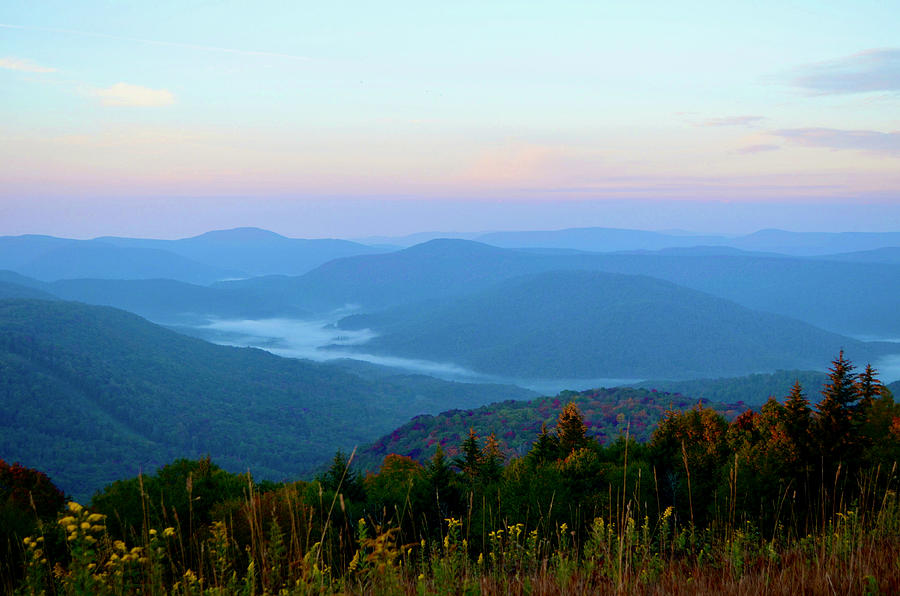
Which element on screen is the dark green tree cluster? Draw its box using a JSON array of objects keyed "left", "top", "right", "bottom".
[{"left": 0, "top": 459, "right": 66, "bottom": 591}]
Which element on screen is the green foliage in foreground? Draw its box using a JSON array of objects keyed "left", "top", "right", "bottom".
[{"left": 6, "top": 353, "right": 900, "bottom": 594}]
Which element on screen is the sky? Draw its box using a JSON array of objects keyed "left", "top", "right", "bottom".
[{"left": 1, "top": 0, "right": 899, "bottom": 239}]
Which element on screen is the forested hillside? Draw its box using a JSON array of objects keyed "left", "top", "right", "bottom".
[
  {"left": 0, "top": 298, "right": 533, "bottom": 498},
  {"left": 218, "top": 239, "right": 900, "bottom": 335},
  {"left": 633, "top": 369, "right": 832, "bottom": 406},
  {"left": 355, "top": 386, "right": 747, "bottom": 472},
  {"left": 338, "top": 270, "right": 890, "bottom": 378}
]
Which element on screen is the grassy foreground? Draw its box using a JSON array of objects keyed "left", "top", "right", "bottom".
[{"left": 11, "top": 461, "right": 900, "bottom": 595}]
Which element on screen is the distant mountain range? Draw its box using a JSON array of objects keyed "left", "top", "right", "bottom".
[
  {"left": 0, "top": 228, "right": 387, "bottom": 283},
  {"left": 218, "top": 238, "right": 900, "bottom": 336},
  {"left": 363, "top": 227, "right": 900, "bottom": 257},
  {"left": 3, "top": 235, "right": 899, "bottom": 382},
  {"left": 337, "top": 269, "right": 892, "bottom": 379},
  {"left": 0, "top": 298, "right": 533, "bottom": 499}
]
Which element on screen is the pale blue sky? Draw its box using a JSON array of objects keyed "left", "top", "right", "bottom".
[{"left": 1, "top": 1, "right": 898, "bottom": 238}]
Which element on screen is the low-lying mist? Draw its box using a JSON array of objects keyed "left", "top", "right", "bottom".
[
  {"left": 188, "top": 316, "right": 643, "bottom": 394},
  {"left": 184, "top": 318, "right": 900, "bottom": 395},
  {"left": 196, "top": 317, "right": 483, "bottom": 378}
]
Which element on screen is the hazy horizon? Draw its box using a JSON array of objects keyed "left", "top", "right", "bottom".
[{"left": 2, "top": 2, "right": 898, "bottom": 239}]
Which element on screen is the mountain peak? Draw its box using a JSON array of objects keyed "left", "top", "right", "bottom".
[
  {"left": 400, "top": 238, "right": 510, "bottom": 257},
  {"left": 188, "top": 227, "right": 289, "bottom": 242}
]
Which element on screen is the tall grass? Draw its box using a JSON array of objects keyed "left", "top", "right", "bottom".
[{"left": 14, "top": 460, "right": 900, "bottom": 595}]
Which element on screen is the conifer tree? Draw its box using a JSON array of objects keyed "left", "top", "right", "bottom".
[
  {"left": 556, "top": 402, "right": 589, "bottom": 455},
  {"left": 320, "top": 449, "right": 365, "bottom": 501},
  {"left": 480, "top": 433, "right": 504, "bottom": 484},
  {"left": 455, "top": 428, "right": 483, "bottom": 483},
  {"left": 815, "top": 350, "right": 859, "bottom": 464},
  {"left": 528, "top": 422, "right": 561, "bottom": 465},
  {"left": 425, "top": 445, "right": 460, "bottom": 517},
  {"left": 783, "top": 380, "right": 812, "bottom": 461},
  {"left": 855, "top": 363, "right": 883, "bottom": 412}
]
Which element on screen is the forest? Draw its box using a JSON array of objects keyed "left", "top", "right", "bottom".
[{"left": 3, "top": 352, "right": 899, "bottom": 594}]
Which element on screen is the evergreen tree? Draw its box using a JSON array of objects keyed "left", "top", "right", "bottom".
[
  {"left": 556, "top": 402, "right": 589, "bottom": 455},
  {"left": 855, "top": 363, "right": 883, "bottom": 412},
  {"left": 424, "top": 445, "right": 460, "bottom": 517},
  {"left": 527, "top": 422, "right": 561, "bottom": 465},
  {"left": 319, "top": 450, "right": 365, "bottom": 502},
  {"left": 783, "top": 380, "right": 812, "bottom": 462},
  {"left": 455, "top": 428, "right": 483, "bottom": 484},
  {"left": 815, "top": 351, "right": 859, "bottom": 465},
  {"left": 480, "top": 433, "right": 504, "bottom": 484}
]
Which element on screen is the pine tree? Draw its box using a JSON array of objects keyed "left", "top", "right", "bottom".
[
  {"left": 455, "top": 428, "right": 483, "bottom": 483},
  {"left": 783, "top": 380, "right": 812, "bottom": 460},
  {"left": 480, "top": 433, "right": 504, "bottom": 484},
  {"left": 556, "top": 402, "right": 589, "bottom": 455},
  {"left": 319, "top": 449, "right": 365, "bottom": 501},
  {"left": 855, "top": 363, "right": 883, "bottom": 412},
  {"left": 425, "top": 445, "right": 459, "bottom": 517},
  {"left": 815, "top": 350, "right": 859, "bottom": 465},
  {"left": 528, "top": 422, "right": 561, "bottom": 465}
]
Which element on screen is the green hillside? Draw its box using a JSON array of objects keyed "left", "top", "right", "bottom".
[
  {"left": 0, "top": 299, "right": 533, "bottom": 499},
  {"left": 339, "top": 270, "right": 891, "bottom": 379},
  {"left": 355, "top": 386, "right": 747, "bottom": 472}
]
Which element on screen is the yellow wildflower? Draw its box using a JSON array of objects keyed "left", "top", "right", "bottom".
[
  {"left": 87, "top": 513, "right": 105, "bottom": 523},
  {"left": 80, "top": 522, "right": 91, "bottom": 530},
  {"left": 90, "top": 525, "right": 105, "bottom": 533},
  {"left": 163, "top": 527, "right": 176, "bottom": 537},
  {"left": 59, "top": 516, "right": 76, "bottom": 526},
  {"left": 67, "top": 502, "right": 83, "bottom": 514},
  {"left": 149, "top": 528, "right": 157, "bottom": 536},
  {"left": 113, "top": 540, "right": 126, "bottom": 552}
]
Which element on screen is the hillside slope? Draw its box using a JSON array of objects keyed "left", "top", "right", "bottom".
[
  {"left": 223, "top": 239, "right": 900, "bottom": 335},
  {"left": 338, "top": 270, "right": 892, "bottom": 379},
  {"left": 0, "top": 299, "right": 533, "bottom": 498},
  {"left": 356, "top": 386, "right": 747, "bottom": 472},
  {"left": 96, "top": 227, "right": 388, "bottom": 276}
]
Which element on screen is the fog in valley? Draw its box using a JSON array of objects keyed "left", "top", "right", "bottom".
[
  {"left": 186, "top": 315, "right": 900, "bottom": 393},
  {"left": 188, "top": 316, "right": 643, "bottom": 394}
]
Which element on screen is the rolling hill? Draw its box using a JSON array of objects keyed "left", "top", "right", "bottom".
[
  {"left": 220, "top": 239, "right": 900, "bottom": 336},
  {"left": 0, "top": 298, "right": 533, "bottom": 499},
  {"left": 632, "top": 369, "right": 832, "bottom": 406},
  {"left": 95, "top": 227, "right": 389, "bottom": 276},
  {"left": 475, "top": 227, "right": 900, "bottom": 257},
  {"left": 0, "top": 228, "right": 388, "bottom": 283},
  {"left": 0, "top": 237, "right": 240, "bottom": 284},
  {"left": 337, "top": 270, "right": 893, "bottom": 379},
  {"left": 355, "top": 386, "right": 747, "bottom": 472}
]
